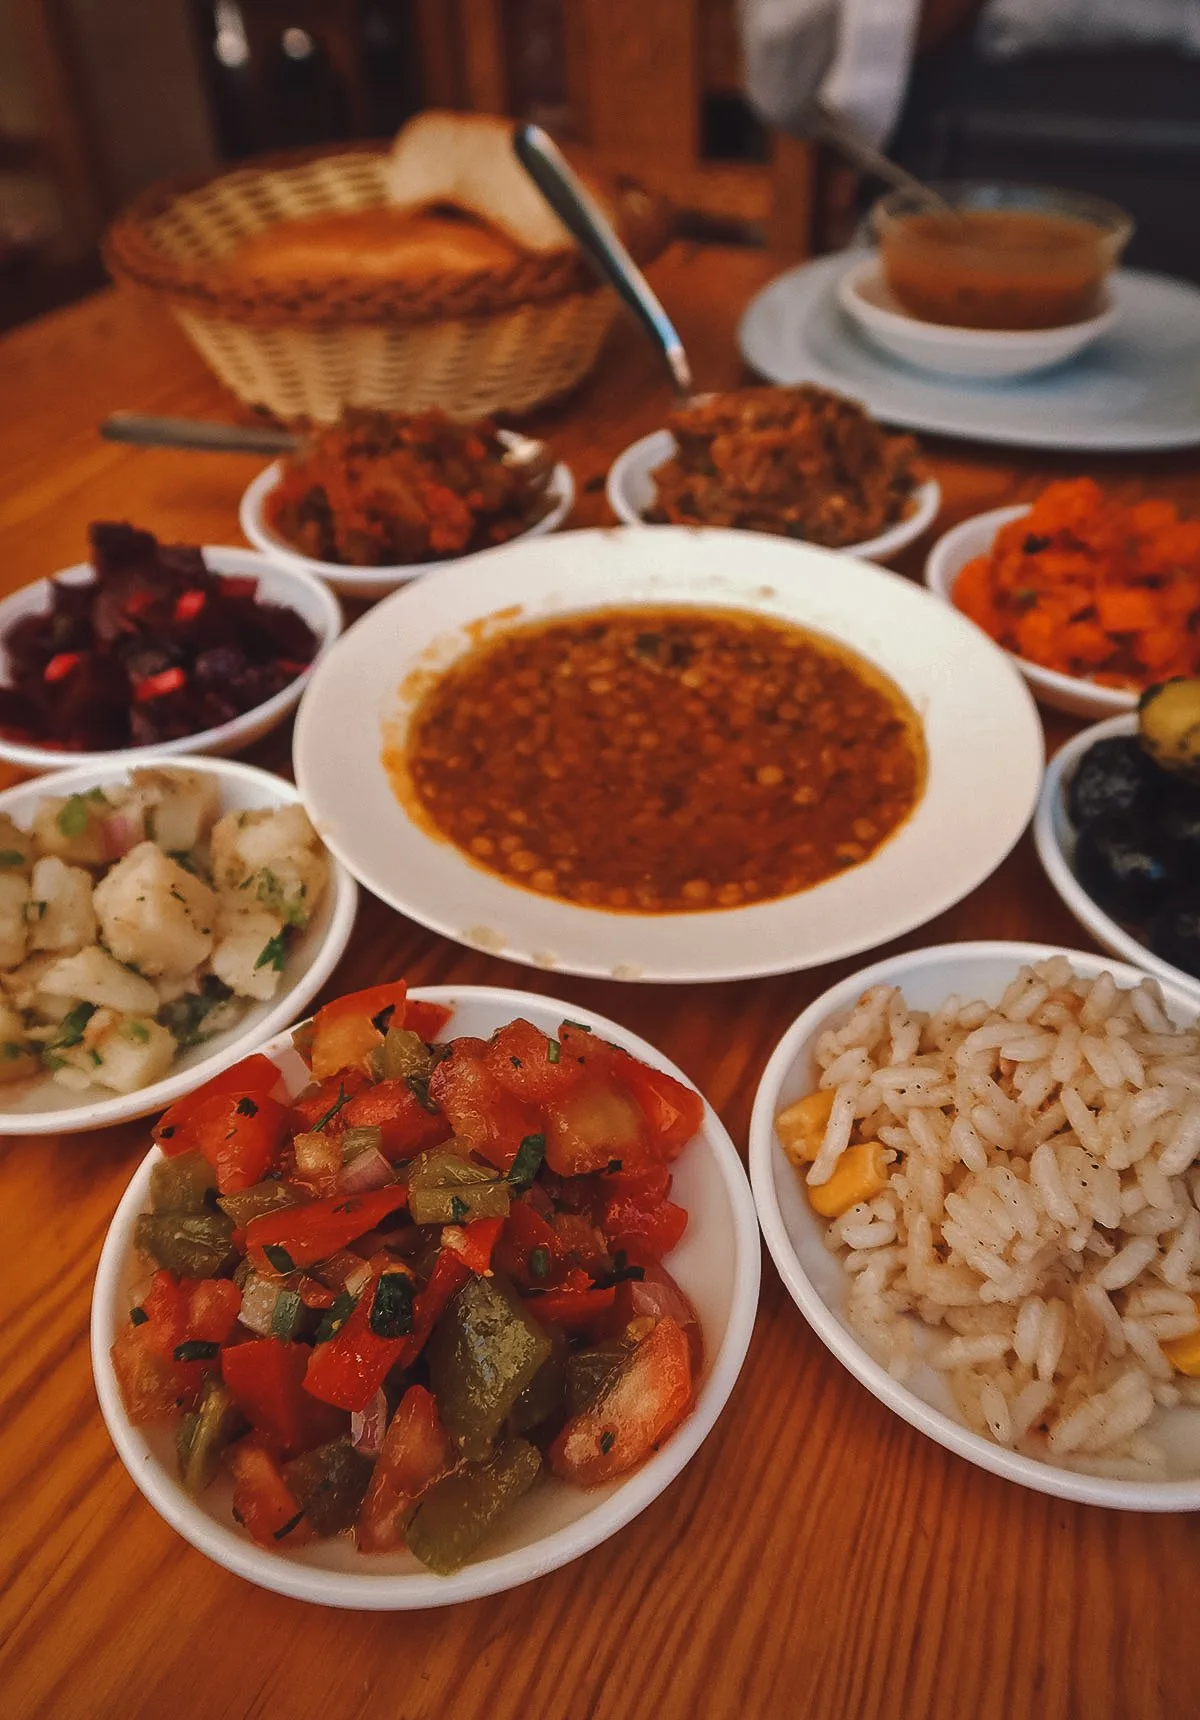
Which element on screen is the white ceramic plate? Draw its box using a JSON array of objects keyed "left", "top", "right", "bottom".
[
  {"left": 739, "top": 253, "right": 1200, "bottom": 452},
  {"left": 605, "top": 426, "right": 941, "bottom": 561},
  {"left": 836, "top": 256, "right": 1117, "bottom": 380},
  {"left": 293, "top": 526, "right": 1043, "bottom": 983},
  {"left": 1035, "top": 714, "right": 1200, "bottom": 1000},
  {"left": 750, "top": 939, "right": 1200, "bottom": 1510},
  {"left": 91, "top": 985, "right": 761, "bottom": 1609},
  {"left": 0, "top": 755, "right": 357, "bottom": 1134},
  {"left": 924, "top": 504, "right": 1139, "bottom": 721},
  {"left": 0, "top": 548, "right": 342, "bottom": 774},
  {"left": 240, "top": 438, "right": 576, "bottom": 601}
]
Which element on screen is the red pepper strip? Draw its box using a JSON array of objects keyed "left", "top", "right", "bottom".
[
  {"left": 154, "top": 1053, "right": 282, "bottom": 1153},
  {"left": 601, "top": 1197, "right": 689, "bottom": 1263},
  {"left": 222, "top": 1337, "right": 342, "bottom": 1457},
  {"left": 246, "top": 1185, "right": 407, "bottom": 1271},
  {"left": 43, "top": 652, "right": 80, "bottom": 683},
  {"left": 229, "top": 1444, "right": 312, "bottom": 1547},
  {"left": 494, "top": 1198, "right": 569, "bottom": 1289},
  {"left": 303, "top": 1249, "right": 470, "bottom": 1412},
  {"left": 403, "top": 999, "right": 453, "bottom": 1040},
  {"left": 186, "top": 1278, "right": 242, "bottom": 1344},
  {"left": 440, "top": 1216, "right": 504, "bottom": 1276},
  {"left": 524, "top": 1279, "right": 618, "bottom": 1329},
  {"left": 219, "top": 575, "right": 258, "bottom": 599},
  {"left": 394, "top": 1248, "right": 470, "bottom": 1368},
  {"left": 133, "top": 667, "right": 186, "bottom": 704},
  {"left": 314, "top": 982, "right": 408, "bottom": 1032},
  {"left": 174, "top": 589, "right": 207, "bottom": 622}
]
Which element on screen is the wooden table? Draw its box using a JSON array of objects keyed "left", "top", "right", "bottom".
[{"left": 2, "top": 246, "right": 1199, "bottom": 1720}]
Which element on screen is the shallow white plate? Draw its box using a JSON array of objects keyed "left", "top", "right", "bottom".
[
  {"left": 0, "top": 755, "right": 357, "bottom": 1133},
  {"left": 91, "top": 985, "right": 761, "bottom": 1609},
  {"left": 739, "top": 253, "right": 1200, "bottom": 452},
  {"left": 837, "top": 255, "right": 1117, "bottom": 380},
  {"left": 750, "top": 939, "right": 1200, "bottom": 1510},
  {"left": 925, "top": 504, "right": 1139, "bottom": 721},
  {"left": 240, "top": 438, "right": 575, "bottom": 601},
  {"left": 605, "top": 426, "right": 941, "bottom": 562},
  {"left": 293, "top": 526, "right": 1043, "bottom": 983},
  {"left": 1035, "top": 714, "right": 1200, "bottom": 1000},
  {"left": 0, "top": 548, "right": 342, "bottom": 774}
]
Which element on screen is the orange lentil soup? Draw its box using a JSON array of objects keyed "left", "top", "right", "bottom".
[{"left": 390, "top": 605, "right": 926, "bottom": 914}]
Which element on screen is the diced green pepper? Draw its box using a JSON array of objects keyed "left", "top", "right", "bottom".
[
  {"left": 407, "top": 1148, "right": 497, "bottom": 1192},
  {"left": 507, "top": 1327, "right": 567, "bottom": 1435},
  {"left": 565, "top": 1342, "right": 629, "bottom": 1417},
  {"left": 270, "top": 1288, "right": 305, "bottom": 1341},
  {"left": 407, "top": 1181, "right": 511, "bottom": 1226},
  {"left": 406, "top": 1439, "right": 541, "bottom": 1575},
  {"left": 283, "top": 1439, "right": 374, "bottom": 1537},
  {"left": 176, "top": 1378, "right": 242, "bottom": 1495},
  {"left": 379, "top": 1027, "right": 433, "bottom": 1084},
  {"left": 134, "top": 1211, "right": 235, "bottom": 1277},
  {"left": 340, "top": 1125, "right": 383, "bottom": 1163},
  {"left": 218, "top": 1179, "right": 303, "bottom": 1228},
  {"left": 426, "top": 1274, "right": 552, "bottom": 1461},
  {"left": 150, "top": 1150, "right": 216, "bottom": 1215}
]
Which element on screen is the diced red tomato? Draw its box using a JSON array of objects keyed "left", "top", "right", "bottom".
[
  {"left": 356, "top": 1385, "right": 454, "bottom": 1553},
  {"left": 549, "top": 1316, "right": 693, "bottom": 1486},
  {"left": 154, "top": 1054, "right": 280, "bottom": 1154},
  {"left": 429, "top": 1038, "right": 541, "bottom": 1173},
  {"left": 301, "top": 1275, "right": 403, "bottom": 1413},
  {"left": 523, "top": 1271, "right": 617, "bottom": 1330},
  {"left": 184, "top": 1093, "right": 291, "bottom": 1193},
  {"left": 229, "top": 1443, "right": 312, "bottom": 1548},
  {"left": 186, "top": 1277, "right": 243, "bottom": 1345},
  {"left": 141, "top": 1269, "right": 189, "bottom": 1357},
  {"left": 550, "top": 1211, "right": 609, "bottom": 1276},
  {"left": 495, "top": 1198, "right": 569, "bottom": 1289},
  {"left": 310, "top": 982, "right": 408, "bottom": 1079},
  {"left": 338, "top": 1079, "right": 452, "bottom": 1161},
  {"left": 289, "top": 1070, "right": 371, "bottom": 1135},
  {"left": 542, "top": 1076, "right": 651, "bottom": 1177},
  {"left": 110, "top": 1322, "right": 204, "bottom": 1423},
  {"left": 246, "top": 1186, "right": 407, "bottom": 1271},
  {"left": 600, "top": 1196, "right": 688, "bottom": 1262},
  {"left": 403, "top": 1000, "right": 453, "bottom": 1040},
  {"left": 441, "top": 1216, "right": 504, "bottom": 1275},
  {"left": 604, "top": 1045, "right": 705, "bottom": 1159},
  {"left": 485, "top": 1018, "right": 585, "bottom": 1105},
  {"left": 599, "top": 1164, "right": 673, "bottom": 1207},
  {"left": 221, "top": 1337, "right": 342, "bottom": 1457},
  {"left": 597, "top": 1262, "right": 704, "bottom": 1376}
]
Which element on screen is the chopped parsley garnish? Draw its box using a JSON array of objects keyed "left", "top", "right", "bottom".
[
  {"left": 508, "top": 1132, "right": 546, "bottom": 1191},
  {"left": 49, "top": 1000, "right": 96, "bottom": 1049},
  {"left": 273, "top": 1511, "right": 306, "bottom": 1541},
  {"left": 235, "top": 1096, "right": 259, "bottom": 1117},
  {"left": 129, "top": 1306, "right": 149, "bottom": 1326},
  {"left": 314, "top": 1290, "right": 356, "bottom": 1344},
  {"left": 56, "top": 795, "right": 91, "bottom": 838},
  {"left": 405, "top": 1073, "right": 438, "bottom": 1113},
  {"left": 369, "top": 1273, "right": 414, "bottom": 1339},
  {"left": 563, "top": 1020, "right": 592, "bottom": 1033},
  {"left": 606, "top": 1159, "right": 623, "bottom": 1174},
  {"left": 311, "top": 1083, "right": 350, "bottom": 1133},
  {"left": 254, "top": 931, "right": 288, "bottom": 973},
  {"left": 0, "top": 849, "right": 24, "bottom": 868},
  {"left": 528, "top": 1245, "right": 551, "bottom": 1281},
  {"left": 599, "top": 1430, "right": 616, "bottom": 1455},
  {"left": 121, "top": 1021, "right": 151, "bottom": 1044},
  {"left": 371, "top": 1004, "right": 397, "bottom": 1035},
  {"left": 449, "top": 1195, "right": 469, "bottom": 1224},
  {"left": 547, "top": 1037, "right": 561, "bottom": 1064},
  {"left": 173, "top": 1339, "right": 219, "bottom": 1362},
  {"left": 0, "top": 1041, "right": 25, "bottom": 1060},
  {"left": 263, "top": 1244, "right": 296, "bottom": 1274},
  {"left": 158, "top": 976, "right": 233, "bottom": 1048}
]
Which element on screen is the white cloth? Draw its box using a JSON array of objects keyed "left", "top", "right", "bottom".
[{"left": 742, "top": 0, "right": 1200, "bottom": 145}]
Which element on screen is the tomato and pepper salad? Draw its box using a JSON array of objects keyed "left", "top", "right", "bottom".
[{"left": 105, "top": 981, "right": 707, "bottom": 1575}]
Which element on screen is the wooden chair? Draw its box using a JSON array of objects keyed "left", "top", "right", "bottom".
[{"left": 414, "top": 0, "right": 817, "bottom": 261}]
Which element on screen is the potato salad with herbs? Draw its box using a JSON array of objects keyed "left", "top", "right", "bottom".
[{"left": 0, "top": 768, "right": 328, "bottom": 1095}]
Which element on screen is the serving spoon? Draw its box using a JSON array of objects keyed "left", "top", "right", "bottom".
[{"left": 803, "top": 99, "right": 956, "bottom": 214}]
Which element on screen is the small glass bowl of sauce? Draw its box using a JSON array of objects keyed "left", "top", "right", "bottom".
[{"left": 874, "top": 183, "right": 1133, "bottom": 330}]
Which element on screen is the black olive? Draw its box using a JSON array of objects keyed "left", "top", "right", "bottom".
[
  {"left": 1150, "top": 888, "right": 1200, "bottom": 980},
  {"left": 1074, "top": 813, "right": 1176, "bottom": 920},
  {"left": 1067, "top": 737, "right": 1164, "bottom": 830}
]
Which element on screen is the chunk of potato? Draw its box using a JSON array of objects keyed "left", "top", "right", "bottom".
[
  {"left": 209, "top": 900, "right": 287, "bottom": 1001},
  {"left": 1, "top": 951, "right": 73, "bottom": 1020},
  {"left": 210, "top": 805, "right": 327, "bottom": 929},
  {"left": 93, "top": 842, "right": 216, "bottom": 977},
  {"left": 132, "top": 768, "right": 221, "bottom": 855},
  {"left": 28, "top": 856, "right": 97, "bottom": 954},
  {"left": 40, "top": 946, "right": 161, "bottom": 1014},
  {"left": 31, "top": 789, "right": 116, "bottom": 867},
  {"left": 51, "top": 1007, "right": 177, "bottom": 1094},
  {"left": 0, "top": 814, "right": 35, "bottom": 875},
  {"left": 0, "top": 871, "right": 30, "bottom": 969}
]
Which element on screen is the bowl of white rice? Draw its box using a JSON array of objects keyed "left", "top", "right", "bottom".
[{"left": 749, "top": 941, "right": 1200, "bottom": 1509}]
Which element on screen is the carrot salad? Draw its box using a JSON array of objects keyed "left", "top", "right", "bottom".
[{"left": 954, "top": 480, "right": 1200, "bottom": 688}]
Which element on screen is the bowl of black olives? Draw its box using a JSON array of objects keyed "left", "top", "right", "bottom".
[{"left": 1035, "top": 679, "right": 1200, "bottom": 993}]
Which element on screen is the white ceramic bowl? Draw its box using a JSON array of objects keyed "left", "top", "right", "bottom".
[
  {"left": 750, "top": 939, "right": 1200, "bottom": 1510},
  {"left": 240, "top": 438, "right": 576, "bottom": 601},
  {"left": 91, "top": 985, "right": 761, "bottom": 1608},
  {"left": 293, "top": 525, "right": 1043, "bottom": 984},
  {"left": 924, "top": 504, "right": 1139, "bottom": 721},
  {"left": 1035, "top": 713, "right": 1200, "bottom": 1000},
  {"left": 0, "top": 755, "right": 357, "bottom": 1134},
  {"left": 606, "top": 427, "right": 941, "bottom": 562},
  {"left": 0, "top": 548, "right": 342, "bottom": 775},
  {"left": 836, "top": 256, "right": 1118, "bottom": 381}
]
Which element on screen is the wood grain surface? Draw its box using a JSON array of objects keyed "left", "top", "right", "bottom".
[{"left": 2, "top": 246, "right": 1200, "bottom": 1720}]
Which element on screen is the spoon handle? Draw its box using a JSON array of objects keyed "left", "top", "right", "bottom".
[
  {"left": 101, "top": 412, "right": 300, "bottom": 456},
  {"left": 807, "top": 100, "right": 953, "bottom": 213},
  {"left": 513, "top": 124, "right": 694, "bottom": 401}
]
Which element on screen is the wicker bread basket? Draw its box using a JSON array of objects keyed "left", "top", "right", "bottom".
[{"left": 105, "top": 142, "right": 671, "bottom": 422}]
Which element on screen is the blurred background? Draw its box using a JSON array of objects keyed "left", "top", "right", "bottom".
[{"left": 2, "top": 0, "right": 1198, "bottom": 333}]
